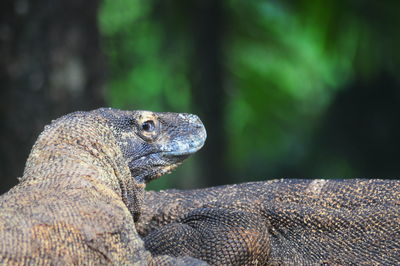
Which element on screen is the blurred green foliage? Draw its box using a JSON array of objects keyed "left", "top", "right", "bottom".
[
  {"left": 99, "top": 0, "right": 191, "bottom": 112},
  {"left": 98, "top": 0, "right": 400, "bottom": 189},
  {"left": 225, "top": 1, "right": 357, "bottom": 172}
]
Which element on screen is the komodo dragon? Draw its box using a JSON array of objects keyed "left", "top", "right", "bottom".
[
  {"left": 0, "top": 108, "right": 218, "bottom": 264},
  {"left": 138, "top": 179, "right": 400, "bottom": 265}
]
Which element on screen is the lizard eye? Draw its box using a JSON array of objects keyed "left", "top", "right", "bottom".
[
  {"left": 142, "top": 120, "right": 155, "bottom": 132},
  {"left": 137, "top": 114, "right": 159, "bottom": 141}
]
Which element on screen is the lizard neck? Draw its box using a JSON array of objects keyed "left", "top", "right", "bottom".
[{"left": 19, "top": 114, "right": 144, "bottom": 217}]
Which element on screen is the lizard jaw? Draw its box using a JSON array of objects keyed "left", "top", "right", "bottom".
[
  {"left": 128, "top": 149, "right": 194, "bottom": 184},
  {"left": 130, "top": 160, "right": 184, "bottom": 184}
]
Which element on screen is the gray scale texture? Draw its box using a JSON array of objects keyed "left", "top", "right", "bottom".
[{"left": 138, "top": 179, "right": 400, "bottom": 265}]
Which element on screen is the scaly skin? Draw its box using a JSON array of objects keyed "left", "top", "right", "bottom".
[
  {"left": 138, "top": 179, "right": 400, "bottom": 265},
  {"left": 0, "top": 108, "right": 207, "bottom": 265}
]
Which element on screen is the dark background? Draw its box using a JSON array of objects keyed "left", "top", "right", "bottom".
[{"left": 1, "top": 0, "right": 400, "bottom": 194}]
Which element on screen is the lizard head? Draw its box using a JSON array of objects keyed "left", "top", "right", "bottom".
[{"left": 99, "top": 108, "right": 207, "bottom": 184}]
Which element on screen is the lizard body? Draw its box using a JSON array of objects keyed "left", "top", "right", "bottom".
[
  {"left": 138, "top": 179, "right": 400, "bottom": 265},
  {"left": 0, "top": 108, "right": 208, "bottom": 264},
  {"left": 3, "top": 107, "right": 396, "bottom": 265}
]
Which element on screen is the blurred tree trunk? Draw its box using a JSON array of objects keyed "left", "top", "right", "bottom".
[
  {"left": 0, "top": 0, "right": 105, "bottom": 194},
  {"left": 190, "top": 0, "right": 230, "bottom": 186}
]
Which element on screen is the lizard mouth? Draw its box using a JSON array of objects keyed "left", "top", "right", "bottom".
[
  {"left": 129, "top": 137, "right": 205, "bottom": 166},
  {"left": 129, "top": 151, "right": 191, "bottom": 166},
  {"left": 161, "top": 147, "right": 202, "bottom": 157}
]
